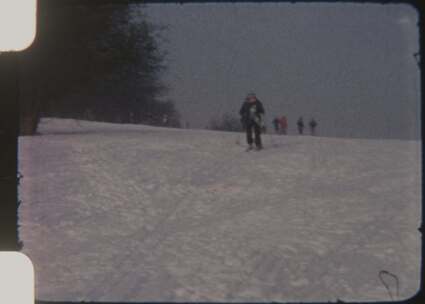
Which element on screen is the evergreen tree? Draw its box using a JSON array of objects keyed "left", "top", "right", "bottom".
[{"left": 18, "top": 2, "right": 178, "bottom": 135}]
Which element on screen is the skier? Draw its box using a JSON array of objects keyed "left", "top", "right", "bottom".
[
  {"left": 309, "top": 118, "right": 317, "bottom": 136},
  {"left": 297, "top": 116, "right": 304, "bottom": 135},
  {"left": 272, "top": 117, "right": 280, "bottom": 134},
  {"left": 162, "top": 114, "right": 169, "bottom": 126},
  {"left": 279, "top": 115, "right": 288, "bottom": 135},
  {"left": 239, "top": 92, "right": 265, "bottom": 151}
]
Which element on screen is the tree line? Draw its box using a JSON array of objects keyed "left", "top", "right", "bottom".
[{"left": 17, "top": 2, "right": 180, "bottom": 135}]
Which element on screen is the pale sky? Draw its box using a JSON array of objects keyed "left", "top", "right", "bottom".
[{"left": 139, "top": 3, "right": 420, "bottom": 139}]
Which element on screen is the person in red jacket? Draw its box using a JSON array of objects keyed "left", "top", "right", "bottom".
[{"left": 279, "top": 115, "right": 288, "bottom": 135}]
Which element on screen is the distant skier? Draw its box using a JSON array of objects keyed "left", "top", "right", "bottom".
[
  {"left": 297, "top": 116, "right": 304, "bottom": 135},
  {"left": 162, "top": 114, "right": 169, "bottom": 126},
  {"left": 309, "top": 118, "right": 317, "bottom": 136},
  {"left": 279, "top": 115, "right": 288, "bottom": 135},
  {"left": 239, "top": 92, "right": 265, "bottom": 151},
  {"left": 272, "top": 117, "right": 280, "bottom": 133}
]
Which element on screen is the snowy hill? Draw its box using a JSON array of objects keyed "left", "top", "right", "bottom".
[{"left": 19, "top": 118, "right": 421, "bottom": 302}]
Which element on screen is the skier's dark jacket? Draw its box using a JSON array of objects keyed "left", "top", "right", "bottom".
[{"left": 239, "top": 99, "right": 265, "bottom": 126}]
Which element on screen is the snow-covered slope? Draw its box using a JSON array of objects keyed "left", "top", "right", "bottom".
[{"left": 19, "top": 118, "right": 421, "bottom": 302}]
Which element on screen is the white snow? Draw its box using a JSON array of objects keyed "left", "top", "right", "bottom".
[{"left": 18, "top": 118, "right": 421, "bottom": 302}]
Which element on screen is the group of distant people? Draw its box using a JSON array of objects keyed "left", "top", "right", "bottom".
[
  {"left": 239, "top": 92, "right": 318, "bottom": 150},
  {"left": 273, "top": 116, "right": 318, "bottom": 136},
  {"left": 272, "top": 116, "right": 288, "bottom": 135}
]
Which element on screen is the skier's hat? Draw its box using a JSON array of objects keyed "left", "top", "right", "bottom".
[{"left": 247, "top": 92, "right": 256, "bottom": 98}]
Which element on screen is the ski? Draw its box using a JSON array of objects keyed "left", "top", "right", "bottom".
[{"left": 245, "top": 146, "right": 263, "bottom": 152}]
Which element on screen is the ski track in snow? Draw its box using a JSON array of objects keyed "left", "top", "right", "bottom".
[{"left": 18, "top": 118, "right": 421, "bottom": 302}]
